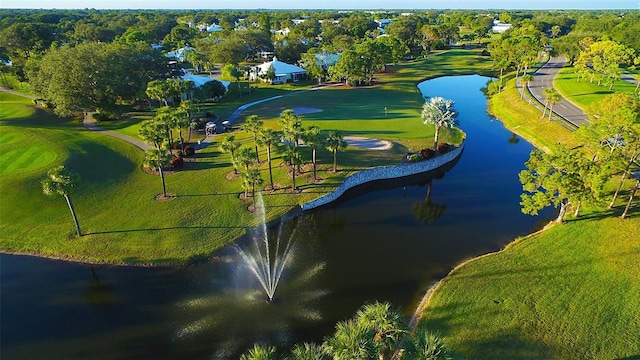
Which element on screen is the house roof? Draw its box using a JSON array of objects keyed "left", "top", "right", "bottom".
[
  {"left": 255, "top": 57, "right": 307, "bottom": 76},
  {"left": 181, "top": 74, "right": 230, "bottom": 90}
]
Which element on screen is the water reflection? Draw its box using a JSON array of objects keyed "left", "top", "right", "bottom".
[{"left": 411, "top": 179, "right": 447, "bottom": 224}]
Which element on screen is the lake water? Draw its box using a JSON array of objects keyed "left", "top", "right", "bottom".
[{"left": 0, "top": 75, "right": 552, "bottom": 359}]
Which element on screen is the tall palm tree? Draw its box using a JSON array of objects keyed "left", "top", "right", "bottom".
[
  {"left": 303, "top": 126, "right": 325, "bottom": 181},
  {"left": 235, "top": 146, "right": 257, "bottom": 174},
  {"left": 145, "top": 79, "right": 170, "bottom": 107},
  {"left": 279, "top": 109, "right": 303, "bottom": 147},
  {"left": 143, "top": 148, "right": 172, "bottom": 198},
  {"left": 323, "top": 319, "right": 376, "bottom": 360},
  {"left": 242, "top": 115, "right": 264, "bottom": 163},
  {"left": 325, "top": 131, "right": 347, "bottom": 172},
  {"left": 520, "top": 73, "right": 533, "bottom": 100},
  {"left": 421, "top": 97, "right": 457, "bottom": 151},
  {"left": 140, "top": 119, "right": 168, "bottom": 151},
  {"left": 289, "top": 342, "right": 329, "bottom": 360},
  {"left": 42, "top": 166, "right": 82, "bottom": 237},
  {"left": 283, "top": 146, "right": 302, "bottom": 191},
  {"left": 242, "top": 168, "right": 264, "bottom": 205},
  {"left": 355, "top": 302, "right": 407, "bottom": 360},
  {"left": 154, "top": 106, "right": 176, "bottom": 149},
  {"left": 239, "top": 344, "right": 279, "bottom": 360},
  {"left": 174, "top": 103, "right": 192, "bottom": 153},
  {"left": 541, "top": 87, "right": 561, "bottom": 120},
  {"left": 257, "top": 128, "right": 279, "bottom": 190},
  {"left": 543, "top": 87, "right": 562, "bottom": 121},
  {"left": 220, "top": 134, "right": 240, "bottom": 174}
]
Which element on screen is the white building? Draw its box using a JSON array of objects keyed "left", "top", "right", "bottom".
[
  {"left": 249, "top": 57, "right": 307, "bottom": 84},
  {"left": 165, "top": 46, "right": 195, "bottom": 62},
  {"left": 492, "top": 20, "right": 512, "bottom": 33}
]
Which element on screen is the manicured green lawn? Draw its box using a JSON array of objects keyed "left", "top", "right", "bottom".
[
  {"left": 554, "top": 66, "right": 637, "bottom": 109},
  {"left": 420, "top": 211, "right": 640, "bottom": 359},
  {"left": 0, "top": 49, "right": 494, "bottom": 265}
]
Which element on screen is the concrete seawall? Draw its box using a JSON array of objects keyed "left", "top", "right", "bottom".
[{"left": 301, "top": 142, "right": 465, "bottom": 211}]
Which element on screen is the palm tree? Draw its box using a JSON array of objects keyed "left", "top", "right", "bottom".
[
  {"left": 283, "top": 146, "right": 303, "bottom": 191},
  {"left": 143, "top": 148, "right": 172, "bottom": 198},
  {"left": 279, "top": 109, "right": 303, "bottom": 147},
  {"left": 220, "top": 135, "right": 240, "bottom": 174},
  {"left": 544, "top": 87, "right": 562, "bottom": 121},
  {"left": 242, "top": 115, "right": 264, "bottom": 163},
  {"left": 421, "top": 97, "right": 457, "bottom": 151},
  {"left": 355, "top": 302, "right": 407, "bottom": 360},
  {"left": 242, "top": 168, "right": 264, "bottom": 205},
  {"left": 258, "top": 128, "right": 279, "bottom": 190},
  {"left": 289, "top": 342, "right": 329, "bottom": 360},
  {"left": 230, "top": 66, "right": 244, "bottom": 97},
  {"left": 520, "top": 73, "right": 533, "bottom": 100},
  {"left": 140, "top": 119, "right": 168, "bottom": 151},
  {"left": 145, "top": 79, "right": 170, "bottom": 107},
  {"left": 235, "top": 146, "right": 257, "bottom": 174},
  {"left": 325, "top": 131, "right": 348, "bottom": 172},
  {"left": 154, "top": 106, "right": 176, "bottom": 149},
  {"left": 323, "top": 319, "right": 376, "bottom": 360},
  {"left": 400, "top": 328, "right": 452, "bottom": 360},
  {"left": 541, "top": 87, "right": 561, "bottom": 120},
  {"left": 174, "top": 103, "right": 192, "bottom": 153},
  {"left": 303, "top": 126, "right": 325, "bottom": 181},
  {"left": 239, "top": 344, "right": 279, "bottom": 360},
  {"left": 42, "top": 166, "right": 82, "bottom": 237}
]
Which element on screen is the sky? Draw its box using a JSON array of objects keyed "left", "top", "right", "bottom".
[{"left": 1, "top": 0, "right": 638, "bottom": 9}]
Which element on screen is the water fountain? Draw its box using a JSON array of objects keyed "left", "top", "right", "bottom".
[{"left": 234, "top": 193, "right": 295, "bottom": 302}]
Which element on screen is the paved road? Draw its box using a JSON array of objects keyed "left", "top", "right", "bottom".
[{"left": 527, "top": 56, "right": 590, "bottom": 128}]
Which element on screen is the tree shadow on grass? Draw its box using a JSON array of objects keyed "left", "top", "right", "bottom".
[
  {"left": 420, "top": 302, "right": 555, "bottom": 359},
  {"left": 85, "top": 224, "right": 246, "bottom": 235}
]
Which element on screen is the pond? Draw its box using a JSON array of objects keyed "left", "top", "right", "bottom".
[{"left": 1, "top": 75, "right": 552, "bottom": 359}]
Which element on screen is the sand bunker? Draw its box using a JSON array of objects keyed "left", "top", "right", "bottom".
[
  {"left": 344, "top": 136, "right": 393, "bottom": 151},
  {"left": 291, "top": 107, "right": 323, "bottom": 115}
]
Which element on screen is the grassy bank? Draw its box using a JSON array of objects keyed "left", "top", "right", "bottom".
[
  {"left": 0, "top": 49, "right": 493, "bottom": 265},
  {"left": 488, "top": 79, "right": 581, "bottom": 152},
  {"left": 418, "top": 68, "right": 640, "bottom": 359},
  {"left": 420, "top": 212, "right": 640, "bottom": 359},
  {"left": 554, "top": 66, "right": 637, "bottom": 109}
]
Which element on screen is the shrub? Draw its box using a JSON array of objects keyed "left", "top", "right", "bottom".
[
  {"left": 408, "top": 153, "right": 423, "bottom": 162},
  {"left": 437, "top": 143, "right": 452, "bottom": 153},
  {"left": 170, "top": 156, "right": 184, "bottom": 168},
  {"left": 420, "top": 148, "right": 436, "bottom": 159},
  {"left": 93, "top": 113, "right": 114, "bottom": 121}
]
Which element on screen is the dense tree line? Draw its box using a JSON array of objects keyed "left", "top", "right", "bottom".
[{"left": 4, "top": 8, "right": 636, "bottom": 116}]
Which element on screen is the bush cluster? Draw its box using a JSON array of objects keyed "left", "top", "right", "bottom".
[{"left": 170, "top": 156, "right": 184, "bottom": 168}]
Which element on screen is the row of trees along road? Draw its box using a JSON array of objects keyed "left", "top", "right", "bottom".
[{"left": 520, "top": 93, "right": 640, "bottom": 223}]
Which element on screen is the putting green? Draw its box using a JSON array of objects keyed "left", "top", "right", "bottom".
[{"left": 0, "top": 145, "right": 58, "bottom": 175}]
